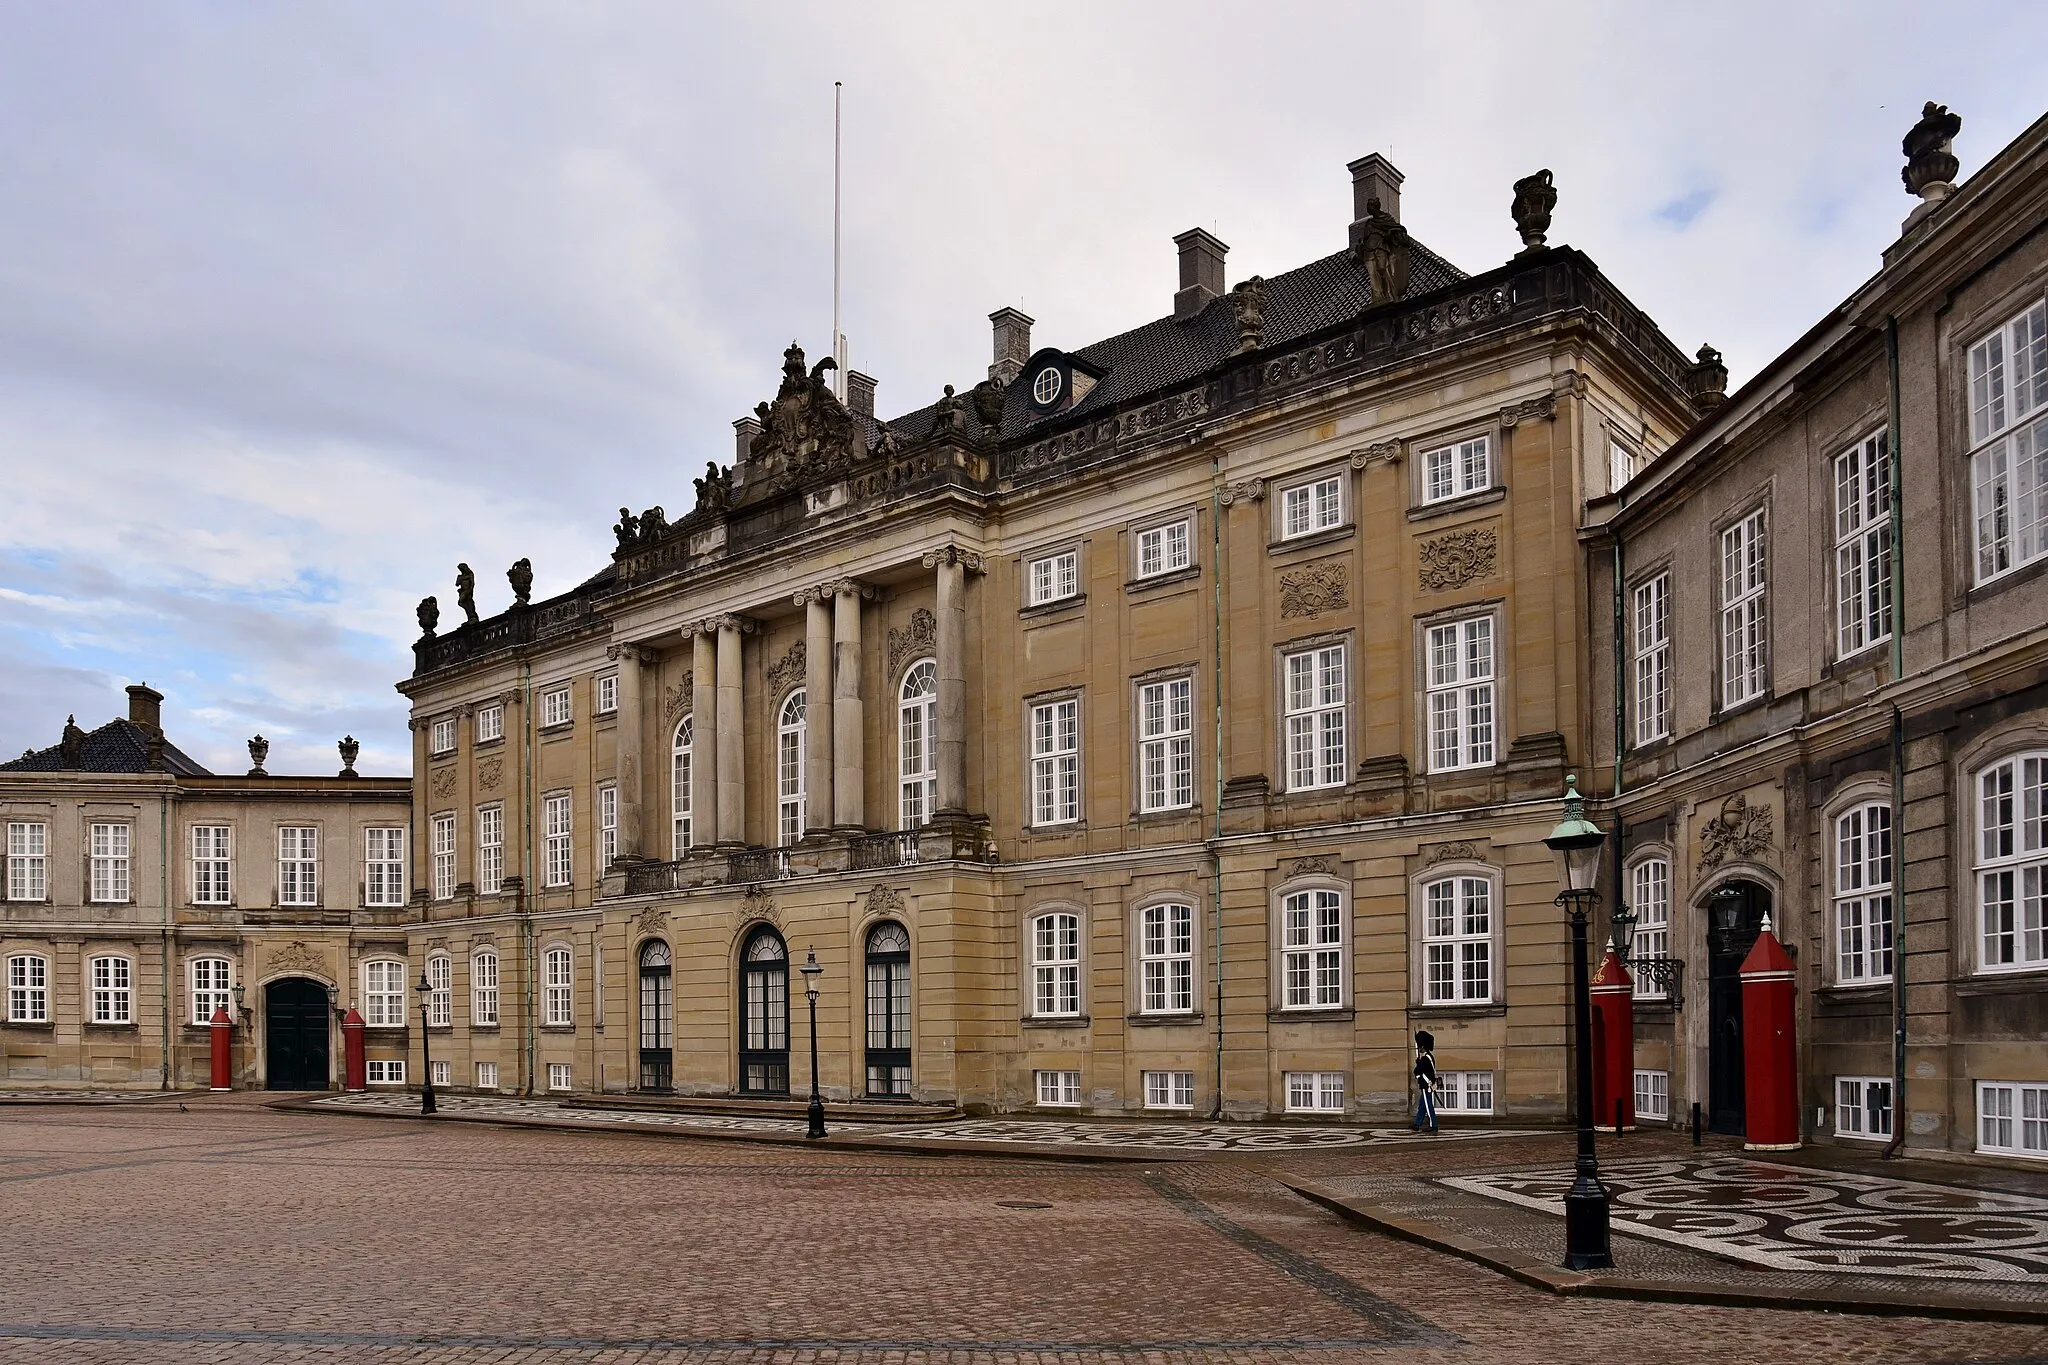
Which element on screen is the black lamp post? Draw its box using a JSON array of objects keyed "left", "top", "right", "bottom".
[
  {"left": 414, "top": 968, "right": 437, "bottom": 1116},
  {"left": 1544, "top": 774, "right": 1612, "bottom": 1270},
  {"left": 800, "top": 947, "right": 825, "bottom": 1139}
]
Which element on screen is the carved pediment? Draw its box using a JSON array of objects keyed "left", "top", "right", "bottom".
[
  {"left": 768, "top": 641, "right": 807, "bottom": 698},
  {"left": 888, "top": 609, "right": 937, "bottom": 677},
  {"left": 1697, "top": 793, "right": 1775, "bottom": 873},
  {"left": 751, "top": 342, "right": 863, "bottom": 488}
]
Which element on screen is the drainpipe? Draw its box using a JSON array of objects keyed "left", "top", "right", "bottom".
[
  {"left": 159, "top": 788, "right": 172, "bottom": 1089},
  {"left": 522, "top": 658, "right": 538, "bottom": 1097},
  {"left": 1208, "top": 452, "right": 1227, "bottom": 1119},
  {"left": 1883, "top": 315, "right": 1907, "bottom": 1159}
]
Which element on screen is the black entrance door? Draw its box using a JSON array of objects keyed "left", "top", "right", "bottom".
[
  {"left": 1705, "top": 883, "right": 1767, "bottom": 1135},
  {"left": 265, "top": 977, "right": 332, "bottom": 1091},
  {"left": 738, "top": 928, "right": 789, "bottom": 1095},
  {"left": 639, "top": 940, "right": 674, "bottom": 1092}
]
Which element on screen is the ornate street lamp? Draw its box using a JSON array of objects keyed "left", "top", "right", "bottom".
[
  {"left": 414, "top": 968, "right": 438, "bottom": 1116},
  {"left": 231, "top": 981, "right": 247, "bottom": 1026},
  {"left": 800, "top": 947, "right": 826, "bottom": 1139},
  {"left": 1544, "top": 774, "right": 1612, "bottom": 1270}
]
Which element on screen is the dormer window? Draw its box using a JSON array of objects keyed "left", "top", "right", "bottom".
[
  {"left": 1020, "top": 349, "right": 1101, "bottom": 417},
  {"left": 1032, "top": 366, "right": 1064, "bottom": 406}
]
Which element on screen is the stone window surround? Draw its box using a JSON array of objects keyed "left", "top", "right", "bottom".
[
  {"left": 1127, "top": 505, "right": 1201, "bottom": 583},
  {"left": 1412, "top": 600, "right": 1505, "bottom": 777},
  {"left": 274, "top": 822, "right": 322, "bottom": 910},
  {"left": 1955, "top": 722, "right": 2048, "bottom": 979},
  {"left": 1818, "top": 775, "right": 1895, "bottom": 990},
  {"left": 1267, "top": 872, "right": 1352, "bottom": 1019},
  {"left": 1709, "top": 486, "right": 1774, "bottom": 720},
  {"left": 1409, "top": 416, "right": 1506, "bottom": 513},
  {"left": 1020, "top": 540, "right": 1085, "bottom": 612},
  {"left": 186, "top": 951, "right": 236, "bottom": 1027},
  {"left": 1824, "top": 421, "right": 1895, "bottom": 667},
  {"left": 1274, "top": 628, "right": 1353, "bottom": 797},
  {"left": 1129, "top": 665, "right": 1200, "bottom": 820},
  {"left": 187, "top": 821, "right": 235, "bottom": 908},
  {"left": 85, "top": 817, "right": 136, "bottom": 906},
  {"left": 1958, "top": 287, "right": 2048, "bottom": 592},
  {"left": 1023, "top": 688, "right": 1084, "bottom": 830},
  {"left": 1407, "top": 858, "right": 1506, "bottom": 1013},
  {"left": 1270, "top": 458, "right": 1354, "bottom": 545},
  {"left": 1020, "top": 899, "right": 1089, "bottom": 1025},
  {"left": 1625, "top": 558, "right": 1675, "bottom": 752},
  {"left": 1128, "top": 888, "right": 1204, "bottom": 1022},
  {"left": 1621, "top": 842, "right": 1676, "bottom": 1006}
]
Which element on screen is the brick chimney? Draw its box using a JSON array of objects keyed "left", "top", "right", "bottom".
[
  {"left": 1347, "top": 153, "right": 1404, "bottom": 247},
  {"left": 126, "top": 683, "right": 163, "bottom": 734},
  {"left": 1174, "top": 229, "right": 1228, "bottom": 322},
  {"left": 988, "top": 308, "right": 1033, "bottom": 384},
  {"left": 733, "top": 415, "right": 761, "bottom": 465},
  {"left": 845, "top": 370, "right": 877, "bottom": 420}
]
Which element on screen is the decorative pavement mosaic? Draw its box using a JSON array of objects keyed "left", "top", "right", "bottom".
[
  {"left": 307, "top": 1092, "right": 875, "bottom": 1134},
  {"left": 1442, "top": 1156, "right": 2048, "bottom": 1282}
]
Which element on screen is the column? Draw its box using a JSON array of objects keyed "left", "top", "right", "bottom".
[
  {"left": 715, "top": 616, "right": 748, "bottom": 847},
  {"left": 690, "top": 628, "right": 718, "bottom": 850},
  {"left": 832, "top": 582, "right": 867, "bottom": 829},
  {"left": 801, "top": 590, "right": 834, "bottom": 835},
  {"left": 924, "top": 548, "right": 980, "bottom": 816},
  {"left": 610, "top": 644, "right": 644, "bottom": 861}
]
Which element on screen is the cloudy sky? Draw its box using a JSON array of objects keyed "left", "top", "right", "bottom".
[{"left": 2, "top": 4, "right": 2041, "bottom": 777}]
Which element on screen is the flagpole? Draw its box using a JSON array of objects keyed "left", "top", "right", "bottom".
[{"left": 832, "top": 80, "right": 844, "bottom": 399}]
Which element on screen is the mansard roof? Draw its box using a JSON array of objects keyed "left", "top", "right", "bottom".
[{"left": 1, "top": 716, "right": 212, "bottom": 776}]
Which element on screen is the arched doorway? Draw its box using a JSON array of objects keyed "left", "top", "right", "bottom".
[
  {"left": 264, "top": 977, "right": 331, "bottom": 1091},
  {"left": 738, "top": 928, "right": 789, "bottom": 1095},
  {"left": 864, "top": 921, "right": 912, "bottom": 1097},
  {"left": 1705, "top": 880, "right": 1770, "bottom": 1135},
  {"left": 639, "top": 940, "right": 673, "bottom": 1092}
]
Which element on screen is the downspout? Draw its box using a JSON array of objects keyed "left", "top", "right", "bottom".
[
  {"left": 159, "top": 788, "right": 171, "bottom": 1089},
  {"left": 1209, "top": 449, "right": 1227, "bottom": 1120},
  {"left": 1884, "top": 315, "right": 1907, "bottom": 1159},
  {"left": 522, "top": 657, "right": 537, "bottom": 1097}
]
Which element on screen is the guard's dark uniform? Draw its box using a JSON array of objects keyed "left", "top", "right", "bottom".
[{"left": 1412, "top": 1029, "right": 1439, "bottom": 1133}]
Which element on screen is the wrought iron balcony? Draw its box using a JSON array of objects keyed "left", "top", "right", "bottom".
[{"left": 848, "top": 831, "right": 921, "bottom": 871}]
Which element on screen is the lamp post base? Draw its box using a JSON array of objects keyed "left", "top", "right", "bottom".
[
  {"left": 421, "top": 1085, "right": 437, "bottom": 1116},
  {"left": 1563, "top": 1172, "right": 1612, "bottom": 1269},
  {"left": 806, "top": 1094, "right": 826, "bottom": 1140}
]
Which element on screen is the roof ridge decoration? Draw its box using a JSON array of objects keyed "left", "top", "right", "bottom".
[{"left": 750, "top": 341, "right": 862, "bottom": 489}]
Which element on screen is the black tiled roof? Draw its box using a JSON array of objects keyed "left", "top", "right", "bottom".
[{"left": 1, "top": 717, "right": 211, "bottom": 776}]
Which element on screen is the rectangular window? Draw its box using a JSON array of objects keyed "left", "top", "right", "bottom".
[
  {"left": 1977, "top": 1081, "right": 2048, "bottom": 1159},
  {"left": 6, "top": 822, "right": 48, "bottom": 901},
  {"left": 1139, "top": 903, "right": 1195, "bottom": 1014},
  {"left": 1137, "top": 678, "right": 1194, "bottom": 812},
  {"left": 1634, "top": 1069, "right": 1670, "bottom": 1120},
  {"left": 476, "top": 806, "right": 503, "bottom": 895},
  {"left": 1285, "top": 1071, "right": 1346, "bottom": 1113},
  {"left": 544, "top": 946, "right": 573, "bottom": 1026},
  {"left": 1836, "top": 803, "right": 1894, "bottom": 984},
  {"left": 1424, "top": 876, "right": 1493, "bottom": 1003},
  {"left": 1609, "top": 440, "right": 1647, "bottom": 493},
  {"left": 1280, "top": 888, "right": 1344, "bottom": 1010},
  {"left": 543, "top": 793, "right": 572, "bottom": 889},
  {"left": 191, "top": 825, "right": 231, "bottom": 905},
  {"left": 1421, "top": 435, "right": 1492, "bottom": 503},
  {"left": 549, "top": 1062, "right": 573, "bottom": 1092},
  {"left": 471, "top": 951, "right": 499, "bottom": 1027},
  {"left": 277, "top": 827, "right": 319, "bottom": 906},
  {"left": 596, "top": 674, "right": 618, "bottom": 715},
  {"left": 89, "top": 823, "right": 131, "bottom": 903},
  {"left": 1835, "top": 1076, "right": 1894, "bottom": 1140},
  {"left": 541, "top": 687, "right": 572, "bottom": 728},
  {"left": 8, "top": 955, "right": 49, "bottom": 1023},
  {"left": 190, "top": 957, "right": 232, "bottom": 1025},
  {"left": 1969, "top": 301, "right": 2048, "bottom": 582},
  {"left": 1426, "top": 617, "right": 1496, "bottom": 771},
  {"left": 1632, "top": 574, "right": 1671, "bottom": 745},
  {"left": 1835, "top": 431, "right": 1894, "bottom": 657},
  {"left": 1143, "top": 1070, "right": 1195, "bottom": 1110},
  {"left": 1028, "top": 550, "right": 1080, "bottom": 606},
  {"left": 1284, "top": 645, "right": 1347, "bottom": 790},
  {"left": 1031, "top": 912, "right": 1081, "bottom": 1017},
  {"left": 366, "top": 1059, "right": 405, "bottom": 1084},
  {"left": 1029, "top": 699, "right": 1081, "bottom": 826},
  {"left": 1035, "top": 1070, "right": 1082, "bottom": 1106},
  {"left": 90, "top": 956, "right": 131, "bottom": 1024},
  {"left": 429, "top": 717, "right": 456, "bottom": 754},
  {"left": 1281, "top": 475, "right": 1345, "bottom": 539},
  {"left": 1976, "top": 754, "right": 2047, "bottom": 972},
  {"left": 599, "top": 785, "right": 618, "bottom": 867},
  {"left": 430, "top": 1060, "right": 451, "bottom": 1087},
  {"left": 1720, "top": 509, "right": 1768, "bottom": 708},
  {"left": 431, "top": 813, "right": 456, "bottom": 901},
  {"left": 1136, "top": 518, "right": 1192, "bottom": 578},
  {"left": 1436, "top": 1071, "right": 1495, "bottom": 1114},
  {"left": 426, "top": 955, "right": 451, "bottom": 1028},
  {"left": 363, "top": 960, "right": 408, "bottom": 1027},
  {"left": 476, "top": 1061, "right": 499, "bottom": 1090},
  {"left": 475, "top": 705, "right": 503, "bottom": 743},
  {"left": 364, "top": 828, "right": 406, "bottom": 907},
  {"left": 1630, "top": 859, "right": 1671, "bottom": 1000}
]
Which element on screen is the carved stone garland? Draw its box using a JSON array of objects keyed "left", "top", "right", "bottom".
[
  {"left": 767, "top": 640, "right": 807, "bottom": 698},
  {"left": 1286, "top": 854, "right": 1342, "bottom": 880},
  {"left": 865, "top": 884, "right": 907, "bottom": 919},
  {"left": 1280, "top": 560, "right": 1350, "bottom": 619},
  {"left": 268, "top": 941, "right": 325, "bottom": 975},
  {"left": 888, "top": 608, "right": 937, "bottom": 677},
  {"left": 1418, "top": 527, "right": 1498, "bottom": 591},
  {"left": 662, "top": 672, "right": 694, "bottom": 721},
  {"left": 1696, "top": 794, "right": 1775, "bottom": 874},
  {"left": 1426, "top": 841, "right": 1479, "bottom": 866}
]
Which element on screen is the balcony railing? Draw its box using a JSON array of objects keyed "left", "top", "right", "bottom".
[
  {"left": 848, "top": 831, "right": 920, "bottom": 871},
  {"left": 727, "top": 848, "right": 792, "bottom": 884}
]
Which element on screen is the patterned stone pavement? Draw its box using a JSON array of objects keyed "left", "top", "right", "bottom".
[{"left": 308, "top": 1089, "right": 877, "bottom": 1134}]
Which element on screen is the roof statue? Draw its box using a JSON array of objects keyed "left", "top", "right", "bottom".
[
  {"left": 971, "top": 378, "right": 1007, "bottom": 432},
  {"left": 613, "top": 507, "right": 640, "bottom": 548},
  {"left": 455, "top": 563, "right": 479, "bottom": 627},
  {"left": 749, "top": 342, "right": 861, "bottom": 486},
  {"left": 1903, "top": 102, "right": 1963, "bottom": 202},
  {"left": 1232, "top": 276, "right": 1267, "bottom": 354},
  {"left": 1511, "top": 170, "right": 1556, "bottom": 253},
  {"left": 247, "top": 734, "right": 269, "bottom": 777},
  {"left": 416, "top": 595, "right": 439, "bottom": 639},
  {"left": 507, "top": 557, "right": 533, "bottom": 608},
  {"left": 338, "top": 735, "right": 360, "bottom": 778},
  {"left": 694, "top": 461, "right": 733, "bottom": 515},
  {"left": 1354, "top": 198, "right": 1411, "bottom": 302},
  {"left": 59, "top": 716, "right": 85, "bottom": 769},
  {"left": 930, "top": 384, "right": 969, "bottom": 437}
]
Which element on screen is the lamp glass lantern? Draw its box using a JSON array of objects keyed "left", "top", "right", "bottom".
[
  {"left": 1543, "top": 774, "right": 1607, "bottom": 896},
  {"left": 800, "top": 947, "right": 823, "bottom": 1005}
]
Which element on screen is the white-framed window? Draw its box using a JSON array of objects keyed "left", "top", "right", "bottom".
[
  {"left": 363, "top": 959, "right": 408, "bottom": 1027},
  {"left": 471, "top": 949, "right": 499, "bottom": 1027},
  {"left": 1835, "top": 803, "right": 1894, "bottom": 984},
  {"left": 1030, "top": 911, "right": 1081, "bottom": 1017},
  {"left": 777, "top": 690, "right": 807, "bottom": 845},
  {"left": 6, "top": 822, "right": 48, "bottom": 901},
  {"left": 1136, "top": 518, "right": 1192, "bottom": 578},
  {"left": 1424, "top": 875, "right": 1492, "bottom": 1003},
  {"left": 1426, "top": 616, "right": 1496, "bottom": 771},
  {"left": 476, "top": 806, "right": 503, "bottom": 895},
  {"left": 598, "top": 784, "right": 618, "bottom": 867},
  {"left": 365, "top": 828, "right": 406, "bottom": 907},
  {"left": 1609, "top": 440, "right": 1648, "bottom": 493},
  {"left": 1634, "top": 1069, "right": 1670, "bottom": 1120},
  {"left": 191, "top": 825, "right": 231, "bottom": 905},
  {"left": 1028, "top": 550, "right": 1079, "bottom": 606},
  {"left": 1284, "top": 645, "right": 1347, "bottom": 790},
  {"left": 1280, "top": 887, "right": 1344, "bottom": 1010},
  {"left": 1281, "top": 474, "right": 1345, "bottom": 539},
  {"left": 1835, "top": 431, "right": 1893, "bottom": 657},
  {"left": 1137, "top": 677, "right": 1194, "bottom": 812},
  {"left": 1835, "top": 1076, "right": 1893, "bottom": 1140},
  {"left": 277, "top": 827, "right": 319, "bottom": 906},
  {"left": 430, "top": 1060, "right": 451, "bottom": 1087},
  {"left": 1720, "top": 509, "right": 1768, "bottom": 708},
  {"left": 540, "top": 686, "right": 572, "bottom": 728},
  {"left": 426, "top": 953, "right": 451, "bottom": 1028},
  {"left": 1978, "top": 1081, "right": 2048, "bottom": 1159},
  {"left": 89, "top": 955, "right": 132, "bottom": 1024},
  {"left": 671, "top": 716, "right": 693, "bottom": 854},
  {"left": 899, "top": 662, "right": 938, "bottom": 829},
  {"left": 7, "top": 954, "right": 49, "bottom": 1023},
  {"left": 189, "top": 956, "right": 232, "bottom": 1025},
  {"left": 1436, "top": 1071, "right": 1495, "bottom": 1114},
  {"left": 1632, "top": 573, "right": 1671, "bottom": 745},
  {"left": 548, "top": 1062, "right": 573, "bottom": 1092},
  {"left": 1029, "top": 698, "right": 1081, "bottom": 826},
  {"left": 476, "top": 704, "right": 503, "bottom": 744},
  {"left": 1035, "top": 1070, "right": 1082, "bottom": 1106},
  {"left": 89, "top": 823, "right": 131, "bottom": 903},
  {"left": 1968, "top": 301, "right": 2048, "bottom": 583},
  {"left": 1977, "top": 752, "right": 2047, "bottom": 973},
  {"left": 429, "top": 717, "right": 456, "bottom": 755},
  {"left": 542, "top": 793, "right": 572, "bottom": 889},
  {"left": 366, "top": 1059, "right": 405, "bottom": 1085},
  {"left": 1421, "top": 434, "right": 1491, "bottom": 504},
  {"left": 1285, "top": 1071, "right": 1346, "bottom": 1113},
  {"left": 1630, "top": 858, "right": 1670, "bottom": 1001},
  {"left": 476, "top": 1060, "right": 499, "bottom": 1090},
  {"left": 1139, "top": 902, "right": 1195, "bottom": 1014},
  {"left": 543, "top": 946, "right": 573, "bottom": 1026},
  {"left": 1144, "top": 1070, "right": 1195, "bottom": 1110},
  {"left": 596, "top": 673, "right": 618, "bottom": 715},
  {"left": 431, "top": 813, "right": 456, "bottom": 901}
]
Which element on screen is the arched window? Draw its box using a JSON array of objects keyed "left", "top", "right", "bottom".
[
  {"left": 899, "top": 660, "right": 938, "bottom": 829},
  {"left": 543, "top": 946, "right": 573, "bottom": 1026},
  {"left": 1138, "top": 903, "right": 1195, "bottom": 1014},
  {"left": 471, "top": 949, "right": 499, "bottom": 1027},
  {"left": 672, "top": 715, "right": 693, "bottom": 856},
  {"left": 363, "top": 959, "right": 408, "bottom": 1027},
  {"left": 426, "top": 952, "right": 452, "bottom": 1027},
  {"left": 778, "top": 691, "right": 807, "bottom": 846},
  {"left": 189, "top": 956, "right": 233, "bottom": 1024},
  {"left": 1976, "top": 752, "right": 2047, "bottom": 972},
  {"left": 1835, "top": 803, "right": 1894, "bottom": 984},
  {"left": 1629, "top": 858, "right": 1671, "bottom": 1000},
  {"left": 6, "top": 953, "right": 49, "bottom": 1023},
  {"left": 88, "top": 955, "right": 133, "bottom": 1025},
  {"left": 1280, "top": 888, "right": 1344, "bottom": 1009},
  {"left": 639, "top": 940, "right": 673, "bottom": 1092},
  {"left": 1029, "top": 911, "right": 1081, "bottom": 1017},
  {"left": 865, "top": 921, "right": 912, "bottom": 1096},
  {"left": 1421, "top": 876, "right": 1490, "bottom": 1004},
  {"left": 739, "top": 928, "right": 789, "bottom": 1094}
]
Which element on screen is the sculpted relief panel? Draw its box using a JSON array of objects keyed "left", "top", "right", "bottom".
[{"left": 1418, "top": 527, "right": 1499, "bottom": 592}]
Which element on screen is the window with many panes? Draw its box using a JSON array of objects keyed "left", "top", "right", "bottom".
[
  {"left": 365, "top": 828, "right": 405, "bottom": 907},
  {"left": 1836, "top": 1076, "right": 1893, "bottom": 1140},
  {"left": 429, "top": 717, "right": 456, "bottom": 754},
  {"left": 899, "top": 662, "right": 938, "bottom": 828},
  {"left": 1835, "top": 803, "right": 1894, "bottom": 984},
  {"left": 1144, "top": 1070, "right": 1195, "bottom": 1110},
  {"left": 190, "top": 957, "right": 232, "bottom": 1025},
  {"left": 277, "top": 827, "right": 318, "bottom": 906},
  {"left": 1036, "top": 1070, "right": 1081, "bottom": 1106},
  {"left": 777, "top": 690, "right": 807, "bottom": 845},
  {"left": 1030, "top": 911, "right": 1080, "bottom": 1017},
  {"left": 1285, "top": 1071, "right": 1345, "bottom": 1113},
  {"left": 1977, "top": 753, "right": 2047, "bottom": 973},
  {"left": 1835, "top": 431, "right": 1893, "bottom": 657},
  {"left": 475, "top": 704, "right": 503, "bottom": 743},
  {"left": 191, "top": 825, "right": 230, "bottom": 904},
  {"left": 1421, "top": 435, "right": 1491, "bottom": 504},
  {"left": 471, "top": 950, "right": 499, "bottom": 1027},
  {"left": 431, "top": 813, "right": 456, "bottom": 901},
  {"left": 1139, "top": 902, "right": 1194, "bottom": 1014},
  {"left": 366, "top": 1059, "right": 406, "bottom": 1084},
  {"left": 543, "top": 794, "right": 572, "bottom": 888},
  {"left": 1284, "top": 645, "right": 1346, "bottom": 790},
  {"left": 90, "top": 955, "right": 131, "bottom": 1024},
  {"left": 6, "top": 822, "right": 47, "bottom": 901},
  {"left": 540, "top": 687, "right": 572, "bottom": 728},
  {"left": 1630, "top": 858, "right": 1670, "bottom": 1000},
  {"left": 548, "top": 1062, "right": 573, "bottom": 1092},
  {"left": 1028, "top": 550, "right": 1079, "bottom": 606},
  {"left": 1137, "top": 677, "right": 1193, "bottom": 812},
  {"left": 89, "top": 823, "right": 130, "bottom": 902},
  {"left": 1968, "top": 301, "right": 2048, "bottom": 583},
  {"left": 598, "top": 784, "right": 617, "bottom": 867},
  {"left": 1609, "top": 440, "right": 1647, "bottom": 493},
  {"left": 1281, "top": 475, "right": 1344, "bottom": 539},
  {"left": 1436, "top": 1071, "right": 1495, "bottom": 1114},
  {"left": 7, "top": 954, "right": 48, "bottom": 1023},
  {"left": 597, "top": 673, "right": 618, "bottom": 714},
  {"left": 1978, "top": 1081, "right": 2048, "bottom": 1159},
  {"left": 476, "top": 806, "right": 502, "bottom": 894},
  {"left": 1136, "top": 518, "right": 1191, "bottom": 578},
  {"left": 477, "top": 1061, "right": 498, "bottom": 1090},
  {"left": 363, "top": 960, "right": 407, "bottom": 1027},
  {"left": 1635, "top": 1069, "right": 1670, "bottom": 1120},
  {"left": 1423, "top": 875, "right": 1492, "bottom": 1003},
  {"left": 1632, "top": 574, "right": 1671, "bottom": 745},
  {"left": 1426, "top": 617, "right": 1496, "bottom": 771},
  {"left": 426, "top": 954, "right": 451, "bottom": 1027},
  {"left": 544, "top": 946, "right": 573, "bottom": 1025},
  {"left": 1029, "top": 699, "right": 1080, "bottom": 825},
  {"left": 671, "top": 716, "right": 693, "bottom": 854},
  {"left": 1720, "top": 509, "right": 1768, "bottom": 708},
  {"left": 1280, "top": 887, "right": 1343, "bottom": 1010}
]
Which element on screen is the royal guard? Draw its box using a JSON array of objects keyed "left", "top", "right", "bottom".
[
  {"left": 1412, "top": 1030, "right": 1440, "bottom": 1133},
  {"left": 1590, "top": 948, "right": 1635, "bottom": 1132},
  {"left": 1740, "top": 914, "right": 1801, "bottom": 1150}
]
